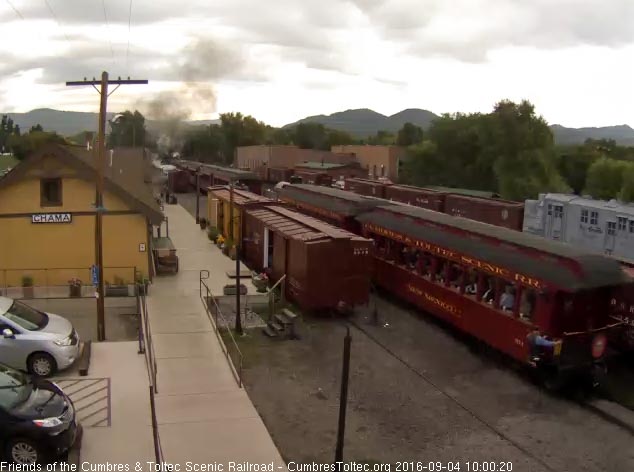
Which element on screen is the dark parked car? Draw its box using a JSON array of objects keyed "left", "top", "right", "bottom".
[{"left": 0, "top": 363, "right": 78, "bottom": 464}]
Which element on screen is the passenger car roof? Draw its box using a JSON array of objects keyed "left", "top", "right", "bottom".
[{"left": 357, "top": 205, "right": 630, "bottom": 291}]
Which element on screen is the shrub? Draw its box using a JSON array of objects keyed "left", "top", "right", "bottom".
[
  {"left": 113, "top": 275, "right": 125, "bottom": 286},
  {"left": 21, "top": 275, "right": 34, "bottom": 287},
  {"left": 207, "top": 226, "right": 219, "bottom": 241}
]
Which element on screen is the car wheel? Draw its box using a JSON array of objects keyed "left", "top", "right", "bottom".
[
  {"left": 28, "top": 353, "right": 57, "bottom": 377},
  {"left": 5, "top": 438, "right": 44, "bottom": 465}
]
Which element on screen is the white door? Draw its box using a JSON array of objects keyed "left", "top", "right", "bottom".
[{"left": 605, "top": 222, "right": 616, "bottom": 254}]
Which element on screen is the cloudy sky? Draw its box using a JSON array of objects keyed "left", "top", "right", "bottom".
[{"left": 1, "top": 0, "right": 633, "bottom": 127}]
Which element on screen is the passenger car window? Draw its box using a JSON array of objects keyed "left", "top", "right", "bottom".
[{"left": 520, "top": 289, "right": 536, "bottom": 321}]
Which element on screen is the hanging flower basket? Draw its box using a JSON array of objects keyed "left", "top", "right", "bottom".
[{"left": 252, "top": 272, "right": 269, "bottom": 292}]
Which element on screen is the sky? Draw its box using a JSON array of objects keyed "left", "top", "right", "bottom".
[{"left": 0, "top": 0, "right": 633, "bottom": 128}]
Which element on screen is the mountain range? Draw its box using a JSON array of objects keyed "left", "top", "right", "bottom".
[{"left": 3, "top": 108, "right": 634, "bottom": 146}]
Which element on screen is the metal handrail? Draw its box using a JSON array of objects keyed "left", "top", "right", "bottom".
[
  {"left": 136, "top": 284, "right": 163, "bottom": 463},
  {"left": 199, "top": 270, "right": 243, "bottom": 387}
]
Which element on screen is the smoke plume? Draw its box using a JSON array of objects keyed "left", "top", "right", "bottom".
[{"left": 136, "top": 36, "right": 243, "bottom": 154}]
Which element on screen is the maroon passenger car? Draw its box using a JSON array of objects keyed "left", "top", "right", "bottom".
[{"left": 356, "top": 204, "right": 632, "bottom": 383}]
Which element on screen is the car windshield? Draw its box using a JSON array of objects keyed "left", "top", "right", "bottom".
[
  {"left": 4, "top": 301, "right": 48, "bottom": 331},
  {"left": 0, "top": 364, "right": 31, "bottom": 410}
]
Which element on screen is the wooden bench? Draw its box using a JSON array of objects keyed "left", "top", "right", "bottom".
[{"left": 153, "top": 237, "right": 179, "bottom": 274}]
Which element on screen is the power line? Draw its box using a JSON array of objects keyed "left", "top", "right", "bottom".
[
  {"left": 5, "top": 0, "right": 24, "bottom": 19},
  {"left": 43, "top": 0, "right": 70, "bottom": 43},
  {"left": 101, "top": 0, "right": 115, "bottom": 66},
  {"left": 126, "top": 0, "right": 133, "bottom": 75}
]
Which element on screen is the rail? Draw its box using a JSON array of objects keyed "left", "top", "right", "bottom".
[
  {"left": 199, "top": 270, "right": 243, "bottom": 387},
  {"left": 135, "top": 284, "right": 164, "bottom": 464},
  {"left": 0, "top": 266, "right": 137, "bottom": 299},
  {"left": 267, "top": 274, "right": 287, "bottom": 322}
]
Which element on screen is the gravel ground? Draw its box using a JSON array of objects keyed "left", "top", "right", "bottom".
[{"left": 234, "top": 294, "right": 634, "bottom": 472}]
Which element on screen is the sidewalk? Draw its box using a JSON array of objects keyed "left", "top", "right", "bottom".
[
  {"left": 147, "top": 204, "right": 286, "bottom": 467},
  {"left": 53, "top": 342, "right": 155, "bottom": 467}
]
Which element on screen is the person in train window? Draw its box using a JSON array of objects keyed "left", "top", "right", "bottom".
[
  {"left": 408, "top": 250, "right": 419, "bottom": 270},
  {"left": 449, "top": 265, "right": 462, "bottom": 289},
  {"left": 499, "top": 286, "right": 515, "bottom": 311},
  {"left": 436, "top": 261, "right": 446, "bottom": 283},
  {"left": 482, "top": 280, "right": 495, "bottom": 303},
  {"left": 465, "top": 272, "right": 478, "bottom": 295},
  {"left": 520, "top": 290, "right": 536, "bottom": 320}
]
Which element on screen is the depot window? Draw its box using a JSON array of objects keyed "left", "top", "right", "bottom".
[
  {"left": 630, "top": 220, "right": 634, "bottom": 233},
  {"left": 618, "top": 217, "right": 627, "bottom": 231},
  {"left": 607, "top": 222, "right": 616, "bottom": 236},
  {"left": 590, "top": 211, "right": 598, "bottom": 225},
  {"left": 40, "top": 178, "right": 62, "bottom": 207}
]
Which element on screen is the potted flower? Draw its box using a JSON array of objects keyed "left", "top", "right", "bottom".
[
  {"left": 68, "top": 277, "right": 82, "bottom": 297},
  {"left": 105, "top": 276, "right": 129, "bottom": 297},
  {"left": 207, "top": 226, "right": 219, "bottom": 242},
  {"left": 216, "top": 234, "right": 225, "bottom": 247},
  {"left": 21, "top": 275, "right": 34, "bottom": 299},
  {"left": 252, "top": 271, "right": 269, "bottom": 293},
  {"left": 199, "top": 217, "right": 208, "bottom": 230}
]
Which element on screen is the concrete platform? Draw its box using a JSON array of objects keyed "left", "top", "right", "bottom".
[
  {"left": 147, "top": 204, "right": 286, "bottom": 468},
  {"left": 53, "top": 342, "right": 154, "bottom": 468}
]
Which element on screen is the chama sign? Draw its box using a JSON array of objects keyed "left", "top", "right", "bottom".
[{"left": 31, "top": 213, "right": 72, "bottom": 224}]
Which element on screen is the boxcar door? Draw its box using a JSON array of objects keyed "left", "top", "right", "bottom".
[{"left": 604, "top": 221, "right": 616, "bottom": 255}]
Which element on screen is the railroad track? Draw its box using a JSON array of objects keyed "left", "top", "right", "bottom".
[{"left": 346, "top": 317, "right": 634, "bottom": 472}]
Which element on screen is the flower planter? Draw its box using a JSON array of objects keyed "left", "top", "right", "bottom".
[
  {"left": 105, "top": 285, "right": 129, "bottom": 297},
  {"left": 69, "top": 285, "right": 82, "bottom": 298},
  {"left": 223, "top": 284, "right": 248, "bottom": 296},
  {"left": 200, "top": 219, "right": 208, "bottom": 230},
  {"left": 22, "top": 286, "right": 34, "bottom": 298}
]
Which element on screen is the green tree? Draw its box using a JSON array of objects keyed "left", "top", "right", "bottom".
[
  {"left": 107, "top": 110, "right": 146, "bottom": 147},
  {"left": 181, "top": 124, "right": 225, "bottom": 163},
  {"left": 8, "top": 130, "right": 67, "bottom": 160},
  {"left": 220, "top": 112, "right": 268, "bottom": 164},
  {"left": 583, "top": 157, "right": 626, "bottom": 200},
  {"left": 396, "top": 122, "right": 424, "bottom": 146},
  {"left": 555, "top": 145, "right": 601, "bottom": 194},
  {"left": 292, "top": 122, "right": 329, "bottom": 149},
  {"left": 618, "top": 163, "right": 634, "bottom": 202},
  {"left": 368, "top": 130, "right": 396, "bottom": 145}
]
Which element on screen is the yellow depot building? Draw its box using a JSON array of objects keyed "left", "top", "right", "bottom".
[{"left": 0, "top": 143, "right": 163, "bottom": 294}]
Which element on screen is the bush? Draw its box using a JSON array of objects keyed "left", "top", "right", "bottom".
[
  {"left": 207, "top": 226, "right": 219, "bottom": 241},
  {"left": 21, "top": 275, "right": 34, "bottom": 287},
  {"left": 113, "top": 275, "right": 125, "bottom": 286}
]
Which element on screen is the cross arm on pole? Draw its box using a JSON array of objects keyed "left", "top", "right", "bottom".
[{"left": 66, "top": 79, "right": 148, "bottom": 86}]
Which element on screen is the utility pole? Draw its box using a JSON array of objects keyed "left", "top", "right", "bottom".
[
  {"left": 66, "top": 72, "right": 148, "bottom": 341},
  {"left": 334, "top": 326, "right": 352, "bottom": 466},
  {"left": 195, "top": 167, "right": 200, "bottom": 224}
]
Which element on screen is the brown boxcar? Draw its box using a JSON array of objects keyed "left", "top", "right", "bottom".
[
  {"left": 267, "top": 167, "right": 294, "bottom": 183},
  {"left": 293, "top": 170, "right": 332, "bottom": 186},
  {"left": 167, "top": 170, "right": 191, "bottom": 193},
  {"left": 277, "top": 184, "right": 392, "bottom": 234},
  {"left": 243, "top": 205, "right": 373, "bottom": 311},
  {"left": 344, "top": 178, "right": 390, "bottom": 198},
  {"left": 384, "top": 184, "right": 447, "bottom": 212},
  {"left": 444, "top": 194, "right": 524, "bottom": 231}
]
